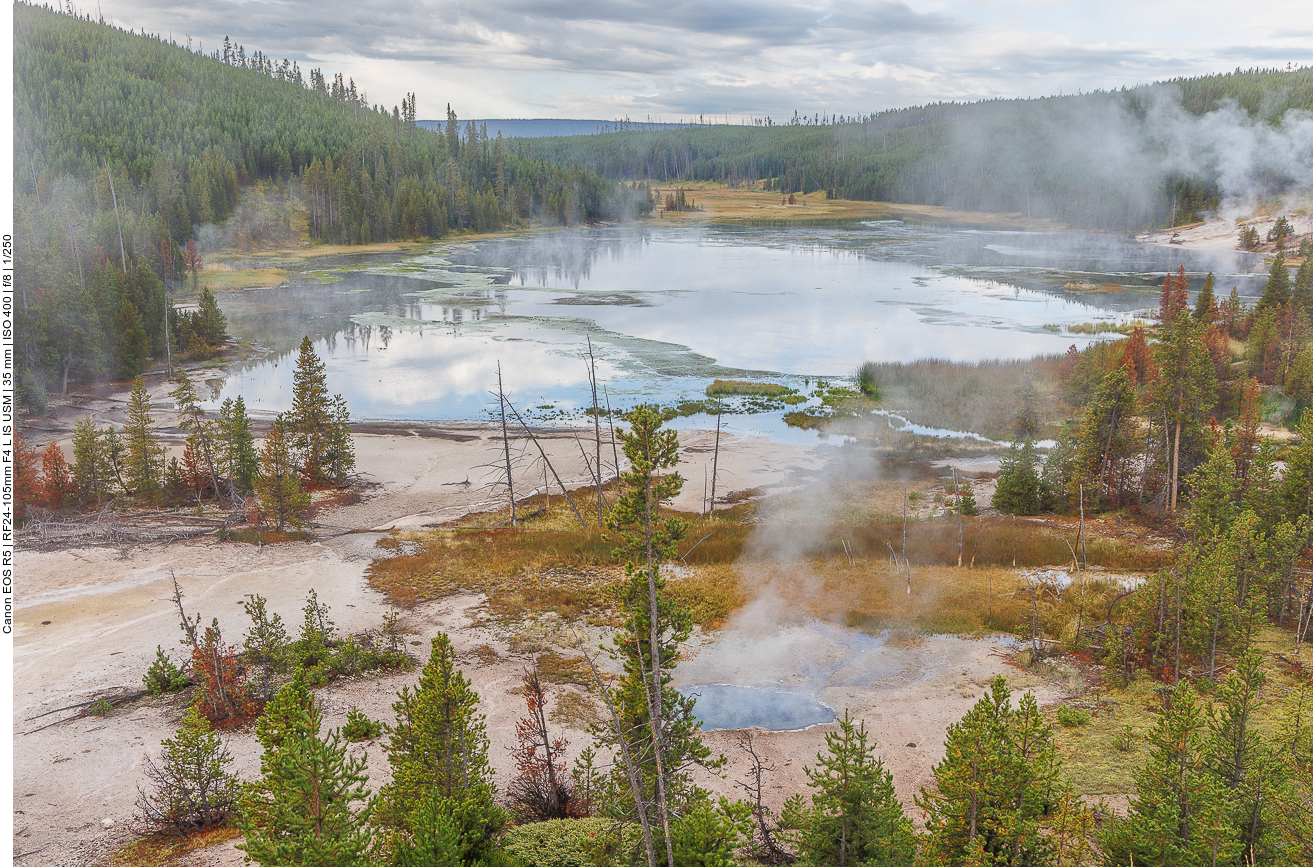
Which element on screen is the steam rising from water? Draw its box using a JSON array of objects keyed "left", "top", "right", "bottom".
[{"left": 941, "top": 86, "right": 1313, "bottom": 225}]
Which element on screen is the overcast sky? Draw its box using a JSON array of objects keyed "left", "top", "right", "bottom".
[{"left": 100, "top": 1, "right": 1313, "bottom": 121}]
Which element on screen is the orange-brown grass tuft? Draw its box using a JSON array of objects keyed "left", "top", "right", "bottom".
[
  {"left": 111, "top": 826, "right": 242, "bottom": 867},
  {"left": 536, "top": 650, "right": 593, "bottom": 686},
  {"left": 366, "top": 488, "right": 750, "bottom": 614},
  {"left": 666, "top": 564, "right": 746, "bottom": 629}
]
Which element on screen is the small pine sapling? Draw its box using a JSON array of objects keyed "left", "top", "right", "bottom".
[
  {"left": 143, "top": 646, "right": 191, "bottom": 695},
  {"left": 342, "top": 706, "right": 382, "bottom": 743},
  {"left": 136, "top": 704, "right": 238, "bottom": 833}
]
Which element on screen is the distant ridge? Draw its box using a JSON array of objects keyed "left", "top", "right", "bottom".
[{"left": 417, "top": 118, "right": 691, "bottom": 138}]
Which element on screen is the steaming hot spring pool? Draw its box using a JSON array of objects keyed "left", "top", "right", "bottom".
[{"left": 678, "top": 684, "right": 836, "bottom": 731}]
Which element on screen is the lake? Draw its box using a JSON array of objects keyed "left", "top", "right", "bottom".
[{"left": 206, "top": 222, "right": 1263, "bottom": 438}]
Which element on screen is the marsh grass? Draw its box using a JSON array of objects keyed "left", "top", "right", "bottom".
[
  {"left": 705, "top": 379, "right": 796, "bottom": 398},
  {"left": 199, "top": 265, "right": 289, "bottom": 292}
]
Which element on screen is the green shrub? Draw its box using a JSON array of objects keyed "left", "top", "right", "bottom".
[
  {"left": 143, "top": 645, "right": 191, "bottom": 695},
  {"left": 342, "top": 706, "right": 382, "bottom": 742},
  {"left": 1055, "top": 705, "right": 1092, "bottom": 728},
  {"left": 90, "top": 698, "right": 113, "bottom": 716},
  {"left": 502, "top": 818, "right": 636, "bottom": 867}
]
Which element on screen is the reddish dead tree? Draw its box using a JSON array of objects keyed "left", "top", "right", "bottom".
[
  {"left": 172, "top": 573, "right": 260, "bottom": 725},
  {"left": 507, "top": 665, "right": 581, "bottom": 821},
  {"left": 1120, "top": 327, "right": 1155, "bottom": 385},
  {"left": 1158, "top": 265, "right": 1190, "bottom": 324},
  {"left": 40, "top": 443, "right": 75, "bottom": 508},
  {"left": 14, "top": 434, "right": 41, "bottom": 519}
]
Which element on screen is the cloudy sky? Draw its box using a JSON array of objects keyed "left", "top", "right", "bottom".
[{"left": 101, "top": 1, "right": 1313, "bottom": 121}]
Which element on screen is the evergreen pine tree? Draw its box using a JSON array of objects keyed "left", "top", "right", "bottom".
[
  {"left": 1070, "top": 365, "right": 1137, "bottom": 508},
  {"left": 1205, "top": 651, "right": 1287, "bottom": 864},
  {"left": 779, "top": 712, "right": 916, "bottom": 867},
  {"left": 603, "top": 405, "right": 719, "bottom": 863},
  {"left": 1193, "top": 271, "right": 1216, "bottom": 323},
  {"left": 1292, "top": 257, "right": 1313, "bottom": 322},
  {"left": 1256, "top": 253, "right": 1292, "bottom": 314},
  {"left": 992, "top": 438, "right": 1041, "bottom": 515},
  {"left": 71, "top": 415, "right": 114, "bottom": 504},
  {"left": 136, "top": 703, "right": 238, "bottom": 833},
  {"left": 238, "top": 687, "right": 373, "bottom": 867},
  {"left": 171, "top": 369, "right": 220, "bottom": 498},
  {"left": 255, "top": 416, "right": 310, "bottom": 530},
  {"left": 116, "top": 297, "right": 150, "bottom": 378},
  {"left": 1100, "top": 684, "right": 1238, "bottom": 865},
  {"left": 1280, "top": 409, "right": 1313, "bottom": 522},
  {"left": 322, "top": 393, "right": 355, "bottom": 485},
  {"left": 123, "top": 375, "right": 165, "bottom": 501},
  {"left": 290, "top": 336, "right": 332, "bottom": 484},
  {"left": 195, "top": 287, "right": 229, "bottom": 344},
  {"left": 376, "top": 633, "right": 495, "bottom": 828},
  {"left": 917, "top": 678, "right": 1062, "bottom": 867},
  {"left": 218, "top": 396, "right": 259, "bottom": 494},
  {"left": 1152, "top": 313, "right": 1217, "bottom": 513}
]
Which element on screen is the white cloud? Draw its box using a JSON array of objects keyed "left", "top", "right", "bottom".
[{"left": 99, "top": 0, "right": 1313, "bottom": 118}]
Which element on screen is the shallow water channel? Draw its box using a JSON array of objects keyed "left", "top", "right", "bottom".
[{"left": 208, "top": 223, "right": 1262, "bottom": 436}]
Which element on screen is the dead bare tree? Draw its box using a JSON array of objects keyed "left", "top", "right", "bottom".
[
  {"left": 502, "top": 392, "right": 586, "bottom": 528},
  {"left": 709, "top": 402, "right": 722, "bottom": 519},
  {"left": 497, "top": 363, "right": 517, "bottom": 526},
  {"left": 586, "top": 339, "right": 605, "bottom": 523},
  {"left": 735, "top": 733, "right": 796, "bottom": 864}
]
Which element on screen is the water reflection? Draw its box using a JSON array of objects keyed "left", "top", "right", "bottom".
[{"left": 206, "top": 224, "right": 1266, "bottom": 425}]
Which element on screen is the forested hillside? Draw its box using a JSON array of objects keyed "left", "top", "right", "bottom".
[
  {"left": 13, "top": 3, "right": 647, "bottom": 409},
  {"left": 520, "top": 67, "right": 1313, "bottom": 229}
]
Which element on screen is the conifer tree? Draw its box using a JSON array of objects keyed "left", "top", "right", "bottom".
[
  {"left": 218, "top": 396, "right": 259, "bottom": 494},
  {"left": 1070, "top": 366, "right": 1137, "bottom": 508},
  {"left": 1292, "top": 257, "right": 1313, "bottom": 322},
  {"left": 13, "top": 433, "right": 41, "bottom": 519},
  {"left": 322, "top": 394, "right": 355, "bottom": 485},
  {"left": 1152, "top": 313, "right": 1216, "bottom": 513},
  {"left": 195, "top": 287, "right": 229, "bottom": 344},
  {"left": 171, "top": 369, "right": 220, "bottom": 498},
  {"left": 136, "top": 703, "right": 238, "bottom": 833},
  {"left": 1281, "top": 409, "right": 1313, "bottom": 522},
  {"left": 290, "top": 336, "right": 332, "bottom": 484},
  {"left": 1100, "top": 684, "right": 1237, "bottom": 865},
  {"left": 1257, "top": 253, "right": 1292, "bottom": 314},
  {"left": 917, "top": 678, "right": 1062, "bottom": 867},
  {"left": 40, "top": 443, "right": 75, "bottom": 508},
  {"left": 1120, "top": 326, "right": 1154, "bottom": 385},
  {"left": 992, "top": 438, "right": 1041, "bottom": 515},
  {"left": 1193, "top": 271, "right": 1216, "bottom": 323},
  {"left": 239, "top": 686, "right": 373, "bottom": 867},
  {"left": 605, "top": 405, "right": 717, "bottom": 865},
  {"left": 780, "top": 713, "right": 916, "bottom": 867},
  {"left": 123, "top": 375, "right": 165, "bottom": 501},
  {"left": 376, "top": 633, "right": 495, "bottom": 829},
  {"left": 1205, "top": 651, "right": 1287, "bottom": 864},
  {"left": 255, "top": 416, "right": 310, "bottom": 530},
  {"left": 71, "top": 416, "right": 114, "bottom": 504}
]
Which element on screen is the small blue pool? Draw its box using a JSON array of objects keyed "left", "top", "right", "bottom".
[{"left": 678, "top": 683, "right": 836, "bottom": 731}]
